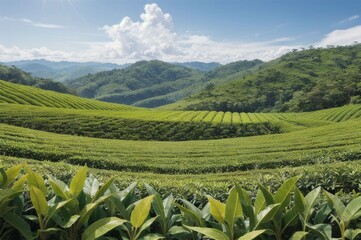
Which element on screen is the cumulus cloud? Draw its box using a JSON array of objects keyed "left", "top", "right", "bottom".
[
  {"left": 317, "top": 25, "right": 361, "bottom": 47},
  {"left": 84, "top": 3, "right": 298, "bottom": 63},
  {"left": 1, "top": 4, "right": 360, "bottom": 64},
  {"left": 94, "top": 4, "right": 178, "bottom": 60}
]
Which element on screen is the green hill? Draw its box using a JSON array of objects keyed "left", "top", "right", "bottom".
[
  {"left": 170, "top": 45, "right": 361, "bottom": 112},
  {"left": 0, "top": 64, "right": 73, "bottom": 94},
  {"left": 0, "top": 80, "right": 138, "bottom": 111},
  {"left": 66, "top": 59, "right": 262, "bottom": 107}
]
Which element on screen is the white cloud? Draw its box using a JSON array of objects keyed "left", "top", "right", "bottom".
[
  {"left": 338, "top": 15, "right": 359, "bottom": 24},
  {"left": 0, "top": 5, "right": 299, "bottom": 63},
  {"left": 0, "top": 16, "right": 65, "bottom": 29},
  {"left": 97, "top": 4, "right": 178, "bottom": 60},
  {"left": 317, "top": 25, "right": 361, "bottom": 47},
  {"left": 84, "top": 3, "right": 298, "bottom": 63},
  {"left": 0, "top": 44, "right": 74, "bottom": 62},
  {"left": 1, "top": 4, "right": 360, "bottom": 64}
]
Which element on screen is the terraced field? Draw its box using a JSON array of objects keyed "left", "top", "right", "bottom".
[
  {"left": 0, "top": 80, "right": 138, "bottom": 111},
  {"left": 1, "top": 80, "right": 361, "bottom": 195},
  {"left": 0, "top": 119, "right": 360, "bottom": 174},
  {"left": 1, "top": 115, "right": 361, "bottom": 195},
  {"left": 2, "top": 80, "right": 360, "bottom": 126}
]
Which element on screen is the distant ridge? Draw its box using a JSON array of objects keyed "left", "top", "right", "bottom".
[{"left": 2, "top": 59, "right": 129, "bottom": 82}]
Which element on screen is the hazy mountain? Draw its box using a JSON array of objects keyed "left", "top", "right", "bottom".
[{"left": 2, "top": 59, "right": 129, "bottom": 82}]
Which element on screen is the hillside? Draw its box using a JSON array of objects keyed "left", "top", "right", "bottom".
[
  {"left": 0, "top": 80, "right": 138, "bottom": 111},
  {"left": 3, "top": 59, "right": 128, "bottom": 82},
  {"left": 171, "top": 45, "right": 361, "bottom": 112},
  {"left": 66, "top": 59, "right": 263, "bottom": 108},
  {"left": 0, "top": 64, "right": 73, "bottom": 94}
]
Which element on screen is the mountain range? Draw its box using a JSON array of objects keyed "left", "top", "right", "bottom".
[
  {"left": 2, "top": 45, "right": 361, "bottom": 112},
  {"left": 65, "top": 59, "right": 262, "bottom": 107}
]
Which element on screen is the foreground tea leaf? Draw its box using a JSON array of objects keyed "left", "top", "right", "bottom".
[
  {"left": 69, "top": 166, "right": 88, "bottom": 197},
  {"left": 30, "top": 187, "right": 48, "bottom": 216},
  {"left": 225, "top": 187, "right": 243, "bottom": 227},
  {"left": 238, "top": 230, "right": 266, "bottom": 240},
  {"left": 131, "top": 195, "right": 155, "bottom": 228},
  {"left": 289, "top": 231, "right": 308, "bottom": 240},
  {"left": 207, "top": 196, "right": 225, "bottom": 224},
  {"left": 81, "top": 217, "right": 127, "bottom": 240},
  {"left": 185, "top": 226, "right": 228, "bottom": 240},
  {"left": 3, "top": 212, "right": 33, "bottom": 240}
]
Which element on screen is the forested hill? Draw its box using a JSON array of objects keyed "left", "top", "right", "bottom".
[
  {"left": 0, "top": 64, "right": 73, "bottom": 94},
  {"left": 171, "top": 44, "right": 361, "bottom": 112},
  {"left": 66, "top": 59, "right": 263, "bottom": 107}
]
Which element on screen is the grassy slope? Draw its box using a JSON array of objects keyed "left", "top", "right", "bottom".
[
  {"left": 0, "top": 118, "right": 359, "bottom": 175},
  {"left": 0, "top": 116, "right": 360, "bottom": 195},
  {"left": 0, "top": 80, "right": 138, "bottom": 111},
  {"left": 170, "top": 45, "right": 361, "bottom": 112}
]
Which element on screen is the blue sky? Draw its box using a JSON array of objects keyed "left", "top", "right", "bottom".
[{"left": 0, "top": 0, "right": 361, "bottom": 63}]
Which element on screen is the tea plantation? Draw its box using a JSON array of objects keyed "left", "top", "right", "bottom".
[{"left": 1, "top": 80, "right": 361, "bottom": 239}]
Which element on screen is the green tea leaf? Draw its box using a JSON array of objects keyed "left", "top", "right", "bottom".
[
  {"left": 207, "top": 195, "right": 225, "bottom": 224},
  {"left": 185, "top": 226, "right": 229, "bottom": 240},
  {"left": 69, "top": 166, "right": 88, "bottom": 197},
  {"left": 342, "top": 196, "right": 361, "bottom": 224},
  {"left": 345, "top": 229, "right": 361, "bottom": 240},
  {"left": 26, "top": 166, "right": 47, "bottom": 195},
  {"left": 289, "top": 231, "right": 308, "bottom": 240},
  {"left": 274, "top": 176, "right": 299, "bottom": 208},
  {"left": 30, "top": 187, "right": 48, "bottom": 216},
  {"left": 5, "top": 164, "right": 22, "bottom": 186},
  {"left": 81, "top": 217, "right": 127, "bottom": 240},
  {"left": 131, "top": 195, "right": 155, "bottom": 228},
  {"left": 3, "top": 212, "right": 33, "bottom": 240},
  {"left": 12, "top": 174, "right": 28, "bottom": 191},
  {"left": 93, "top": 176, "right": 116, "bottom": 202},
  {"left": 238, "top": 230, "right": 266, "bottom": 240},
  {"left": 225, "top": 187, "right": 243, "bottom": 226}
]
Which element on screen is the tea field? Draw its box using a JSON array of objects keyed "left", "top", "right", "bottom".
[{"left": 1, "top": 80, "right": 361, "bottom": 195}]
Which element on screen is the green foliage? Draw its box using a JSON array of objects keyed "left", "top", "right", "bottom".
[
  {"left": 175, "top": 44, "right": 361, "bottom": 112},
  {"left": 4, "top": 165, "right": 361, "bottom": 240}
]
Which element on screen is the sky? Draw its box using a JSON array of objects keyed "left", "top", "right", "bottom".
[{"left": 0, "top": 0, "right": 361, "bottom": 64}]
